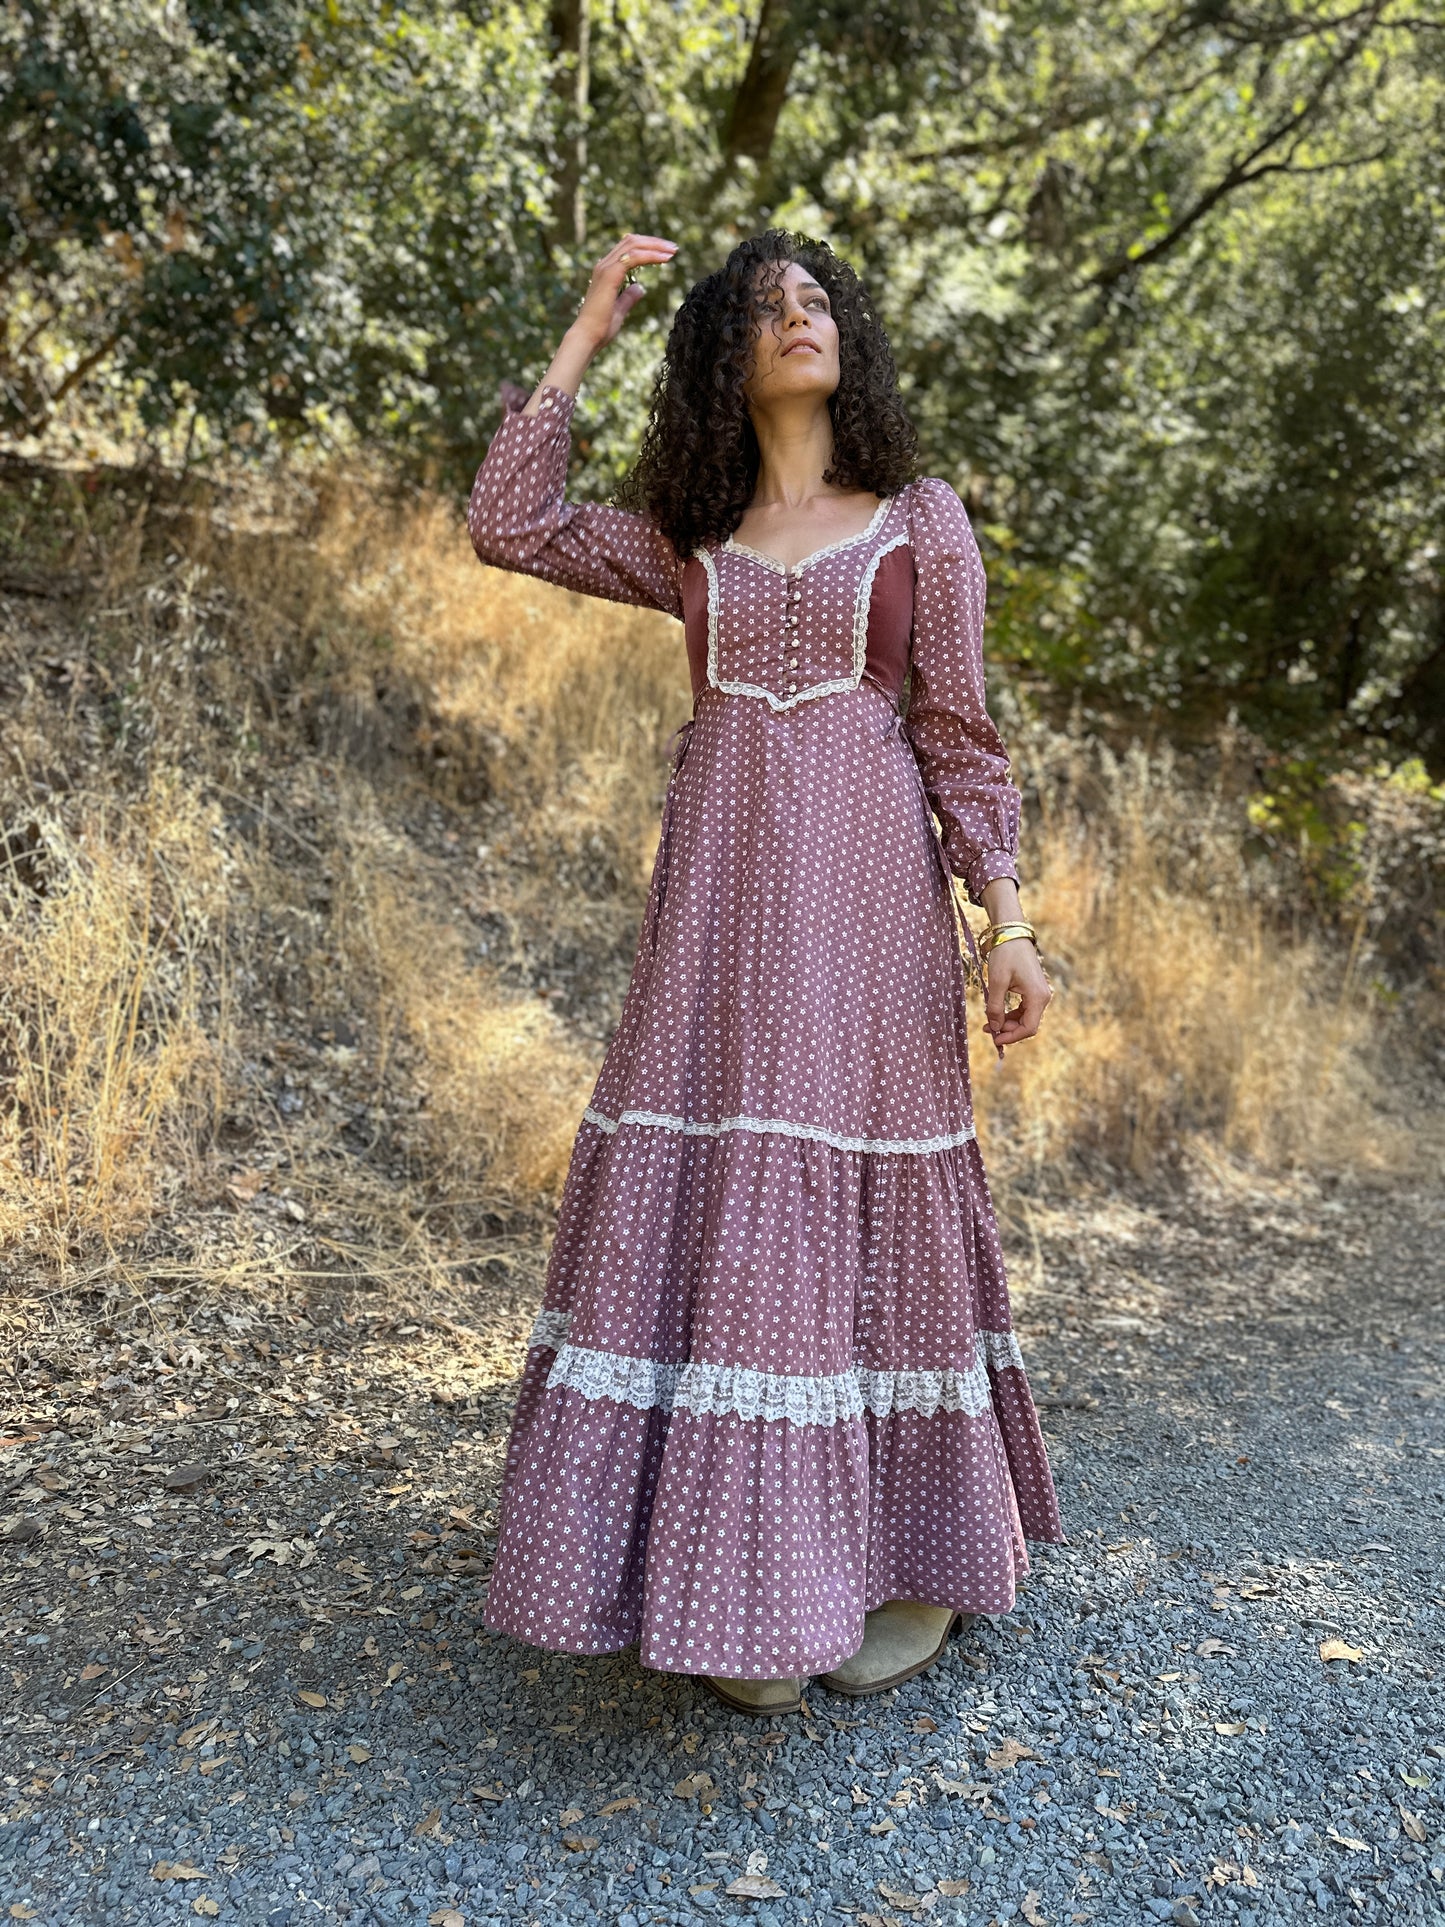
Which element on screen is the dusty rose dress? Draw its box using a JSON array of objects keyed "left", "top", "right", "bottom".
[{"left": 467, "top": 382, "right": 1064, "bottom": 1679}]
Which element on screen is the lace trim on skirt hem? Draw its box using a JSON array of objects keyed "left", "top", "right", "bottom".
[
  {"left": 581, "top": 1103, "right": 977, "bottom": 1156},
  {"left": 524, "top": 1311, "right": 1027, "bottom": 1425}
]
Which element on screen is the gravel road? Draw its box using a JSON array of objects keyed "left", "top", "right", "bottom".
[{"left": 2, "top": 1174, "right": 1442, "bottom": 1927}]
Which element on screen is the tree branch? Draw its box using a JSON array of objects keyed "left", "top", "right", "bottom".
[
  {"left": 46, "top": 331, "right": 122, "bottom": 413},
  {"left": 1090, "top": 1, "right": 1389, "bottom": 288}
]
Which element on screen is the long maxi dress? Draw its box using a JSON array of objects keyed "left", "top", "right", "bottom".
[{"left": 467, "top": 382, "right": 1065, "bottom": 1681}]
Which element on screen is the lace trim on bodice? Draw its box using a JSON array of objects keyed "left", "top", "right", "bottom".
[
  {"left": 581, "top": 1103, "right": 976, "bottom": 1156},
  {"left": 696, "top": 500, "right": 911, "bottom": 712},
  {"left": 525, "top": 1311, "right": 1026, "bottom": 1425},
  {"left": 719, "top": 495, "right": 892, "bottom": 576}
]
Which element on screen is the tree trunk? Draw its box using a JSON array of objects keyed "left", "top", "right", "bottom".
[
  {"left": 721, "top": 0, "right": 804, "bottom": 168},
  {"left": 546, "top": 0, "right": 591, "bottom": 255}
]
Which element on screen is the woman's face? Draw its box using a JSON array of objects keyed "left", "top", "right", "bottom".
[{"left": 742, "top": 258, "right": 839, "bottom": 410}]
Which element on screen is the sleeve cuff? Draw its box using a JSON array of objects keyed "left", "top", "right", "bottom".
[{"left": 961, "top": 848, "right": 1020, "bottom": 903}]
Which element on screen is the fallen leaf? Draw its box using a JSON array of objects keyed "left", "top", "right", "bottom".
[
  {"left": 1214, "top": 1721, "right": 1247, "bottom": 1736},
  {"left": 296, "top": 1690, "right": 327, "bottom": 1709},
  {"left": 672, "top": 1772, "right": 717, "bottom": 1801},
  {"left": 1241, "top": 1867, "right": 1259, "bottom": 1888},
  {"left": 868, "top": 1818, "right": 897, "bottom": 1835},
  {"left": 932, "top": 1772, "right": 992, "bottom": 1803},
  {"left": 192, "top": 1903, "right": 220, "bottom": 1919},
  {"left": 348, "top": 1744, "right": 372, "bottom": 1764},
  {"left": 1399, "top": 1768, "right": 1432, "bottom": 1789},
  {"left": 559, "top": 1807, "right": 584, "bottom": 1826},
  {"left": 1319, "top": 1638, "right": 1364, "bottom": 1663},
  {"left": 561, "top": 1834, "right": 599, "bottom": 1851},
  {"left": 1195, "top": 1638, "right": 1235, "bottom": 1657},
  {"left": 689, "top": 1884, "right": 717, "bottom": 1898},
  {"left": 386, "top": 1661, "right": 405, "bottom": 1684},
  {"left": 726, "top": 1874, "right": 786, "bottom": 1900},
  {"left": 910, "top": 1714, "right": 938, "bottom": 1734},
  {"left": 937, "top": 1879, "right": 971, "bottom": 1897},
  {"left": 1399, "top": 1807, "right": 1427, "bottom": 1843},
  {"left": 1326, "top": 1826, "right": 1370, "bottom": 1853},
  {"left": 80, "top": 1663, "right": 107, "bottom": 1682},
  {"left": 151, "top": 1862, "right": 205, "bottom": 1881},
  {"left": 429, "top": 1913, "right": 465, "bottom": 1927},
  {"left": 985, "top": 1737, "right": 1039, "bottom": 1771},
  {"left": 1022, "top": 1895, "right": 1049, "bottom": 1926},
  {"left": 10, "top": 1909, "right": 39, "bottom": 1921},
  {"left": 165, "top": 1463, "right": 210, "bottom": 1492},
  {"left": 878, "top": 1881, "right": 924, "bottom": 1911},
  {"left": 226, "top": 1171, "right": 264, "bottom": 1202},
  {"left": 599, "top": 1796, "right": 640, "bottom": 1815},
  {"left": 412, "top": 1808, "right": 441, "bottom": 1838},
  {"left": 745, "top": 1851, "right": 768, "bottom": 1875}
]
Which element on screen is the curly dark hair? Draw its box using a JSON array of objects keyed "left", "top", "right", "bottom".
[{"left": 612, "top": 227, "right": 921, "bottom": 559}]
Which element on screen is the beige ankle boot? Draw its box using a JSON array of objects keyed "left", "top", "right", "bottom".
[
  {"left": 818, "top": 1601, "right": 971, "bottom": 1697},
  {"left": 701, "top": 1674, "right": 804, "bottom": 1716}
]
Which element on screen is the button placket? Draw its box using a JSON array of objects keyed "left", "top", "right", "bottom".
[{"left": 784, "top": 574, "right": 802, "bottom": 692}]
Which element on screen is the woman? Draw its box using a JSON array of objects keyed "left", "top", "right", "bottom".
[{"left": 467, "top": 227, "right": 1064, "bottom": 1717}]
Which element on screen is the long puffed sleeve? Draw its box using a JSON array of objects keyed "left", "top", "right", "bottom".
[
  {"left": 902, "top": 475, "right": 1022, "bottom": 903},
  {"left": 467, "top": 381, "right": 683, "bottom": 619}
]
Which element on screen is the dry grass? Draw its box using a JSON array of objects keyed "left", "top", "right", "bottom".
[
  {"left": 0, "top": 782, "right": 229, "bottom": 1254},
  {"left": 967, "top": 742, "right": 1389, "bottom": 1179},
  {"left": 0, "top": 456, "right": 1434, "bottom": 1284},
  {"left": 327, "top": 822, "right": 598, "bottom": 1206}
]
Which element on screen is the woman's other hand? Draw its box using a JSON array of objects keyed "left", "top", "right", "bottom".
[
  {"left": 983, "top": 937, "right": 1052, "bottom": 1055},
  {"left": 573, "top": 232, "right": 679, "bottom": 349}
]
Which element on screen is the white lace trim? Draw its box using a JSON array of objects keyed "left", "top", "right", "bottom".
[
  {"left": 581, "top": 1103, "right": 976, "bottom": 1156},
  {"left": 719, "top": 496, "right": 892, "bottom": 576},
  {"left": 703, "top": 548, "right": 853, "bottom": 712},
  {"left": 697, "top": 503, "right": 903, "bottom": 712},
  {"left": 528, "top": 1309, "right": 572, "bottom": 1353},
  {"left": 528, "top": 1316, "right": 1029, "bottom": 1424}
]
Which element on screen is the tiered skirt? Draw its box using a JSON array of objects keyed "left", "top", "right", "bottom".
[{"left": 482, "top": 681, "right": 1064, "bottom": 1677}]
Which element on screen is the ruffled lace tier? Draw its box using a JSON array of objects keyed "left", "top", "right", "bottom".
[
  {"left": 539, "top": 1312, "right": 1025, "bottom": 1423},
  {"left": 481, "top": 1119, "right": 1062, "bottom": 1674},
  {"left": 483, "top": 1341, "right": 1038, "bottom": 1675}
]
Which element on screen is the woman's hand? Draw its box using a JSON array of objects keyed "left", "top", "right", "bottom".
[
  {"left": 983, "top": 937, "right": 1052, "bottom": 1057},
  {"left": 572, "top": 232, "right": 679, "bottom": 350}
]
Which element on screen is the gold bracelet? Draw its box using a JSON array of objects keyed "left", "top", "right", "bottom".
[{"left": 980, "top": 920, "right": 1036, "bottom": 958}]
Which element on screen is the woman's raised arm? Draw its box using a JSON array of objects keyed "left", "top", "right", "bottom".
[{"left": 468, "top": 233, "right": 685, "bottom": 616}]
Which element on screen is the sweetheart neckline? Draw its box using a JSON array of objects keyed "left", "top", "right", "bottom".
[{"left": 718, "top": 493, "right": 894, "bottom": 575}]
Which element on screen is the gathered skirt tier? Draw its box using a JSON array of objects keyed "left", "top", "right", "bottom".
[{"left": 481, "top": 680, "right": 1064, "bottom": 1678}]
